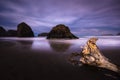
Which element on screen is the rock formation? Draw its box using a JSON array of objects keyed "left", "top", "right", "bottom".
[
  {"left": 69, "top": 38, "right": 120, "bottom": 73},
  {"left": 101, "top": 34, "right": 114, "bottom": 36},
  {"left": 0, "top": 26, "right": 6, "bottom": 37},
  {"left": 117, "top": 33, "right": 120, "bottom": 35},
  {"left": 7, "top": 30, "right": 17, "bottom": 37},
  {"left": 47, "top": 24, "right": 78, "bottom": 39},
  {"left": 17, "top": 22, "right": 34, "bottom": 37},
  {"left": 38, "top": 32, "right": 48, "bottom": 37}
]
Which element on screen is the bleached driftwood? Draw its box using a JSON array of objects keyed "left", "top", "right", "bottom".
[{"left": 80, "top": 37, "right": 120, "bottom": 72}]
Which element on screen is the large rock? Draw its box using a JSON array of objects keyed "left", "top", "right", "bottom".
[
  {"left": 0, "top": 26, "right": 6, "bottom": 37},
  {"left": 38, "top": 32, "right": 48, "bottom": 37},
  {"left": 47, "top": 24, "right": 78, "bottom": 39},
  {"left": 17, "top": 22, "right": 34, "bottom": 37},
  {"left": 7, "top": 30, "right": 17, "bottom": 37}
]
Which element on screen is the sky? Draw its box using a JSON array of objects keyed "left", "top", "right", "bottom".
[{"left": 0, "top": 0, "right": 120, "bottom": 36}]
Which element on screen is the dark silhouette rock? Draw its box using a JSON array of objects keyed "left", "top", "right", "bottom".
[
  {"left": 101, "top": 34, "right": 114, "bottom": 36},
  {"left": 7, "top": 30, "right": 17, "bottom": 37},
  {"left": 38, "top": 33, "right": 48, "bottom": 37},
  {"left": 17, "top": 22, "right": 34, "bottom": 37},
  {"left": 117, "top": 33, "right": 120, "bottom": 35},
  {"left": 47, "top": 24, "right": 78, "bottom": 39},
  {"left": 0, "top": 26, "right": 6, "bottom": 37}
]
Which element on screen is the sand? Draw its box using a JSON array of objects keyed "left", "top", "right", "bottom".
[{"left": 0, "top": 37, "right": 120, "bottom": 80}]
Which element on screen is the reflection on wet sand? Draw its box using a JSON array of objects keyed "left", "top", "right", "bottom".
[
  {"left": 17, "top": 40, "right": 33, "bottom": 49},
  {"left": 0, "top": 40, "right": 16, "bottom": 48},
  {"left": 31, "top": 40, "right": 51, "bottom": 51},
  {"left": 0, "top": 37, "right": 120, "bottom": 80},
  {"left": 0, "top": 38, "right": 34, "bottom": 50},
  {"left": 18, "top": 40, "right": 33, "bottom": 45},
  {"left": 49, "top": 41, "right": 72, "bottom": 52}
]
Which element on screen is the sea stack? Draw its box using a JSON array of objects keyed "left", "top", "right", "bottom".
[
  {"left": 47, "top": 24, "right": 78, "bottom": 39},
  {"left": 17, "top": 22, "right": 34, "bottom": 37},
  {"left": 38, "top": 32, "right": 48, "bottom": 37},
  {"left": 117, "top": 33, "right": 120, "bottom": 35},
  {"left": 7, "top": 30, "right": 17, "bottom": 37},
  {"left": 0, "top": 26, "right": 6, "bottom": 37}
]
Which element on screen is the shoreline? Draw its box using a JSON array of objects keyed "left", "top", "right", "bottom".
[{"left": 0, "top": 37, "right": 120, "bottom": 80}]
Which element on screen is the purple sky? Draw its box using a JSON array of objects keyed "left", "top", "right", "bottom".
[{"left": 0, "top": 0, "right": 120, "bottom": 36}]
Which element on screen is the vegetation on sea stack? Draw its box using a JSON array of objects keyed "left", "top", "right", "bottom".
[
  {"left": 47, "top": 24, "right": 78, "bottom": 39},
  {"left": 17, "top": 22, "right": 34, "bottom": 37}
]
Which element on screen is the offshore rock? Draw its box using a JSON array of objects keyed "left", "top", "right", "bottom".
[
  {"left": 47, "top": 24, "right": 78, "bottom": 39},
  {"left": 38, "top": 32, "right": 48, "bottom": 37},
  {"left": 0, "top": 26, "right": 6, "bottom": 37},
  {"left": 117, "top": 33, "right": 120, "bottom": 35},
  {"left": 17, "top": 22, "right": 34, "bottom": 37},
  {"left": 7, "top": 30, "right": 17, "bottom": 37}
]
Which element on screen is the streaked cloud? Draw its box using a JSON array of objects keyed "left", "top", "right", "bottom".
[{"left": 0, "top": 0, "right": 120, "bottom": 36}]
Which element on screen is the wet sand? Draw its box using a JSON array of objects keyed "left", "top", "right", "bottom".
[{"left": 0, "top": 37, "right": 120, "bottom": 80}]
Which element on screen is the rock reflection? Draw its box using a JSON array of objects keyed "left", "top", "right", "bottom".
[
  {"left": 17, "top": 40, "right": 33, "bottom": 49},
  {"left": 0, "top": 40, "right": 16, "bottom": 48},
  {"left": 18, "top": 40, "right": 33, "bottom": 45},
  {"left": 31, "top": 40, "right": 50, "bottom": 50},
  {"left": 49, "top": 41, "right": 72, "bottom": 52}
]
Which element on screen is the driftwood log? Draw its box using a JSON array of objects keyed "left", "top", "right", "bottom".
[{"left": 69, "top": 37, "right": 120, "bottom": 73}]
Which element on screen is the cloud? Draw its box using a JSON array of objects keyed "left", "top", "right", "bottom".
[{"left": 0, "top": 0, "right": 120, "bottom": 36}]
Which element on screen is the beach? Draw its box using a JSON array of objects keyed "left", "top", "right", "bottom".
[{"left": 0, "top": 36, "right": 120, "bottom": 80}]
